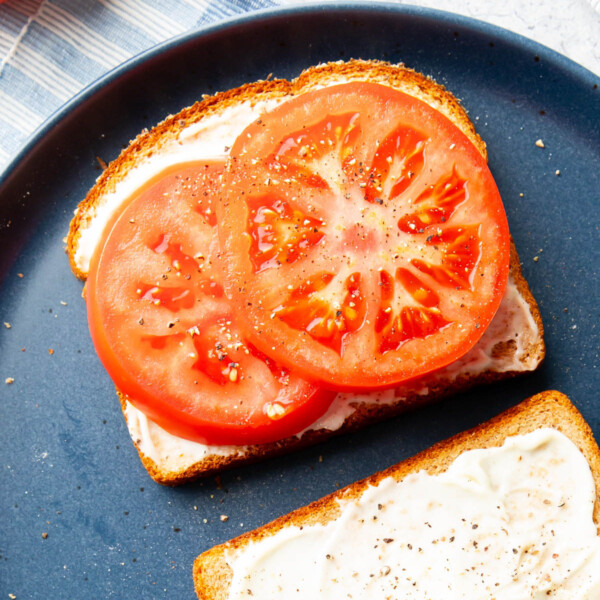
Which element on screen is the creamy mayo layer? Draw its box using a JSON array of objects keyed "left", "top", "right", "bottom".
[
  {"left": 224, "top": 429, "right": 600, "bottom": 599},
  {"left": 79, "top": 79, "right": 542, "bottom": 469},
  {"left": 74, "top": 97, "right": 283, "bottom": 273}
]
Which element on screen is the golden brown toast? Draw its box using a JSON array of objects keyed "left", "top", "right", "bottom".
[
  {"left": 66, "top": 60, "right": 545, "bottom": 485},
  {"left": 193, "top": 391, "right": 600, "bottom": 599},
  {"left": 67, "top": 59, "right": 488, "bottom": 278}
]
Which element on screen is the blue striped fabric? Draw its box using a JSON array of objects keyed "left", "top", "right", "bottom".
[{"left": 0, "top": 0, "right": 279, "bottom": 173}]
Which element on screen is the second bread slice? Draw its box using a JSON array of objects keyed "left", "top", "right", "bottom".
[{"left": 194, "top": 391, "right": 600, "bottom": 599}]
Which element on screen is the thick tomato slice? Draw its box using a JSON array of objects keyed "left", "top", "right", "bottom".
[
  {"left": 86, "top": 162, "right": 335, "bottom": 445},
  {"left": 218, "top": 82, "right": 510, "bottom": 389}
]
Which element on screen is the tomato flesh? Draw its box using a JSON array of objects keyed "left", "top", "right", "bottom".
[
  {"left": 218, "top": 82, "right": 510, "bottom": 389},
  {"left": 86, "top": 162, "right": 335, "bottom": 445}
]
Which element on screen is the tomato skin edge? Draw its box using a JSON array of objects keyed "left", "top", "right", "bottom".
[
  {"left": 84, "top": 163, "right": 338, "bottom": 447},
  {"left": 86, "top": 229, "right": 337, "bottom": 446}
]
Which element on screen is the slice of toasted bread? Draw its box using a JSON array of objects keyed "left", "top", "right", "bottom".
[
  {"left": 193, "top": 391, "right": 600, "bottom": 599},
  {"left": 66, "top": 60, "right": 545, "bottom": 485}
]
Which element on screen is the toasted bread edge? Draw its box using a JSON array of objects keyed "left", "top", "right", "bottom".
[{"left": 192, "top": 391, "right": 600, "bottom": 600}]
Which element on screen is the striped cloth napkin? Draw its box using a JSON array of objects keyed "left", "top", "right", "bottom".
[
  {"left": 0, "top": 0, "right": 279, "bottom": 172},
  {"left": 1, "top": 0, "right": 599, "bottom": 175}
]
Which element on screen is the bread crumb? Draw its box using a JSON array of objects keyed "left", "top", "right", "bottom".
[
  {"left": 17, "top": 273, "right": 24, "bottom": 278},
  {"left": 220, "top": 515, "right": 229, "bottom": 522},
  {"left": 555, "top": 170, "right": 561, "bottom": 176},
  {"left": 3, "top": 322, "right": 10, "bottom": 329},
  {"left": 535, "top": 139, "right": 545, "bottom": 148},
  {"left": 533, "top": 256, "right": 539, "bottom": 262},
  {"left": 42, "top": 532, "right": 48, "bottom": 539},
  {"left": 9, "top": 594, "right": 17, "bottom": 599},
  {"left": 5, "top": 377, "right": 14, "bottom": 384},
  {"left": 48, "top": 349, "right": 54, "bottom": 355}
]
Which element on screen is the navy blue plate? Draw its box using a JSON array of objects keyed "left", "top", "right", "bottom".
[{"left": 1, "top": 4, "right": 599, "bottom": 597}]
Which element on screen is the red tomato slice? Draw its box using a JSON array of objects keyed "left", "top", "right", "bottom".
[
  {"left": 218, "top": 82, "right": 510, "bottom": 389},
  {"left": 86, "top": 162, "right": 335, "bottom": 445}
]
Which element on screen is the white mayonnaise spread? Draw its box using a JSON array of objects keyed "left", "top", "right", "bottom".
[
  {"left": 74, "top": 97, "right": 283, "bottom": 273},
  {"left": 224, "top": 429, "right": 600, "bottom": 599},
  {"left": 79, "top": 81, "right": 542, "bottom": 470},
  {"left": 125, "top": 401, "right": 244, "bottom": 465}
]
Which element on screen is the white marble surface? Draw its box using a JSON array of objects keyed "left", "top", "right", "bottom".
[{"left": 281, "top": 0, "right": 600, "bottom": 76}]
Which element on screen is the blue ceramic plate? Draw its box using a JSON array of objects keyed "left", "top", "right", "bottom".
[{"left": 1, "top": 4, "right": 599, "bottom": 597}]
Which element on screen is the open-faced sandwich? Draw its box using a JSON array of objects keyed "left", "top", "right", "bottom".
[{"left": 66, "top": 60, "right": 545, "bottom": 484}]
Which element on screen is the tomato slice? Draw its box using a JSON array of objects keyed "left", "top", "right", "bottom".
[
  {"left": 218, "top": 82, "right": 510, "bottom": 389},
  {"left": 86, "top": 162, "right": 335, "bottom": 445}
]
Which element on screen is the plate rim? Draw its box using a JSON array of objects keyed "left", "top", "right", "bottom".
[{"left": 1, "top": 1, "right": 599, "bottom": 189}]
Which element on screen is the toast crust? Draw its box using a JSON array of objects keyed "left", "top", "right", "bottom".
[
  {"left": 66, "top": 59, "right": 544, "bottom": 485},
  {"left": 193, "top": 391, "right": 600, "bottom": 600}
]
